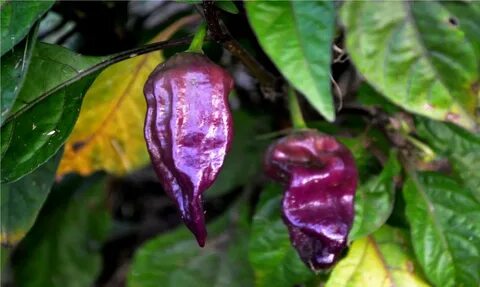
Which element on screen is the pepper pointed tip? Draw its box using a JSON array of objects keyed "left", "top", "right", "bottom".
[
  {"left": 189, "top": 221, "right": 207, "bottom": 247},
  {"left": 181, "top": 199, "right": 207, "bottom": 247},
  {"left": 196, "top": 235, "right": 206, "bottom": 247}
]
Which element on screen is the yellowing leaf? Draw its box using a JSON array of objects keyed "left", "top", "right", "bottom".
[
  {"left": 58, "top": 15, "right": 200, "bottom": 176},
  {"left": 326, "top": 226, "right": 430, "bottom": 287}
]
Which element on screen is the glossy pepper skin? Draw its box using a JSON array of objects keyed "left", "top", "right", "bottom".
[
  {"left": 143, "top": 52, "right": 234, "bottom": 247},
  {"left": 264, "top": 131, "right": 358, "bottom": 270}
]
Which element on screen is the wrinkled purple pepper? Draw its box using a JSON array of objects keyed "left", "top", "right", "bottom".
[
  {"left": 264, "top": 131, "right": 358, "bottom": 270},
  {"left": 144, "top": 52, "right": 234, "bottom": 247}
]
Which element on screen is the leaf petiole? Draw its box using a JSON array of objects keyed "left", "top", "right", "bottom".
[{"left": 288, "top": 87, "right": 307, "bottom": 129}]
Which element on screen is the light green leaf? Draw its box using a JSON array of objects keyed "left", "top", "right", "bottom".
[
  {"left": 441, "top": 2, "right": 480, "bottom": 65},
  {"left": 1, "top": 43, "right": 104, "bottom": 183},
  {"left": 248, "top": 184, "right": 313, "bottom": 287},
  {"left": 403, "top": 172, "right": 480, "bottom": 287},
  {"left": 341, "top": 1, "right": 480, "bottom": 130},
  {"left": 0, "top": 25, "right": 37, "bottom": 124},
  {"left": 349, "top": 151, "right": 401, "bottom": 241},
  {"left": 327, "top": 226, "right": 430, "bottom": 287},
  {"left": 416, "top": 118, "right": 480, "bottom": 201},
  {"left": 0, "top": 0, "right": 54, "bottom": 56},
  {"left": 12, "top": 174, "right": 111, "bottom": 287},
  {"left": 128, "top": 205, "right": 253, "bottom": 287},
  {"left": 246, "top": 1, "right": 335, "bottom": 121},
  {"left": 0, "top": 150, "right": 62, "bottom": 246}
]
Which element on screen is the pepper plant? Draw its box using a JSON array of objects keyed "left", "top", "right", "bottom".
[{"left": 1, "top": 1, "right": 479, "bottom": 287}]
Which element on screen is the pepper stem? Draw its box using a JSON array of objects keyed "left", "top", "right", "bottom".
[
  {"left": 288, "top": 87, "right": 307, "bottom": 129},
  {"left": 187, "top": 23, "right": 207, "bottom": 53},
  {"left": 405, "top": 135, "right": 436, "bottom": 162}
]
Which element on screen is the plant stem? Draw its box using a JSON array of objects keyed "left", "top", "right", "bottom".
[
  {"left": 254, "top": 128, "right": 293, "bottom": 141},
  {"left": 202, "top": 0, "right": 281, "bottom": 96},
  {"left": 4, "top": 36, "right": 193, "bottom": 123},
  {"left": 187, "top": 23, "right": 207, "bottom": 53},
  {"left": 288, "top": 87, "right": 307, "bottom": 129},
  {"left": 405, "top": 135, "right": 436, "bottom": 161}
]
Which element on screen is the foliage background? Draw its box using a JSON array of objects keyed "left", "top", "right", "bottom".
[{"left": 1, "top": 1, "right": 479, "bottom": 287}]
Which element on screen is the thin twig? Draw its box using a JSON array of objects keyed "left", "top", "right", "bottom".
[
  {"left": 4, "top": 36, "right": 193, "bottom": 124},
  {"left": 202, "top": 0, "right": 282, "bottom": 98},
  {"left": 333, "top": 44, "right": 343, "bottom": 54},
  {"left": 330, "top": 74, "right": 343, "bottom": 111},
  {"left": 333, "top": 44, "right": 348, "bottom": 63}
]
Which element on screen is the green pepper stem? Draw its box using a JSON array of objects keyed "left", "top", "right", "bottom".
[
  {"left": 288, "top": 87, "right": 307, "bottom": 129},
  {"left": 405, "top": 135, "right": 436, "bottom": 161},
  {"left": 187, "top": 23, "right": 207, "bottom": 53}
]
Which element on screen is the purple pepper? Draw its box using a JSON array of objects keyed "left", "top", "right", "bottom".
[
  {"left": 264, "top": 131, "right": 358, "bottom": 270},
  {"left": 143, "top": 52, "right": 234, "bottom": 247}
]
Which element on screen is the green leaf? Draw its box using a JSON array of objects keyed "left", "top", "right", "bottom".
[
  {"left": 441, "top": 2, "right": 480, "bottom": 64},
  {"left": 175, "top": 0, "right": 238, "bottom": 14},
  {"left": 0, "top": 25, "right": 37, "bottom": 124},
  {"left": 128, "top": 204, "right": 253, "bottom": 287},
  {"left": 12, "top": 173, "right": 111, "bottom": 287},
  {"left": 246, "top": 1, "right": 335, "bottom": 121},
  {"left": 0, "top": 150, "right": 62, "bottom": 246},
  {"left": 403, "top": 172, "right": 480, "bottom": 287},
  {"left": 216, "top": 1, "right": 238, "bottom": 14},
  {"left": 356, "top": 83, "right": 400, "bottom": 115},
  {"left": 341, "top": 1, "right": 480, "bottom": 130},
  {"left": 349, "top": 151, "right": 401, "bottom": 241},
  {"left": 207, "top": 111, "right": 270, "bottom": 197},
  {"left": 1, "top": 43, "right": 104, "bottom": 183},
  {"left": 1, "top": 246, "right": 12, "bottom": 276},
  {"left": 416, "top": 118, "right": 480, "bottom": 201},
  {"left": 338, "top": 134, "right": 382, "bottom": 183},
  {"left": 248, "top": 184, "right": 313, "bottom": 287},
  {"left": 0, "top": 0, "right": 54, "bottom": 56},
  {"left": 326, "top": 226, "right": 429, "bottom": 287}
]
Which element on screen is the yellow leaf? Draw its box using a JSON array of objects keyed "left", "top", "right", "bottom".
[
  {"left": 58, "top": 15, "right": 200, "bottom": 176},
  {"left": 326, "top": 226, "right": 430, "bottom": 287}
]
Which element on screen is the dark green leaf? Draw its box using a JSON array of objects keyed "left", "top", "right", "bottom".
[
  {"left": 1, "top": 246, "right": 11, "bottom": 276},
  {"left": 248, "top": 184, "right": 313, "bottom": 287},
  {"left": 1, "top": 43, "right": 104, "bottom": 183},
  {"left": 0, "top": 150, "right": 62, "bottom": 246},
  {"left": 349, "top": 151, "right": 401, "bottom": 241},
  {"left": 12, "top": 173, "right": 111, "bottom": 287},
  {"left": 246, "top": 1, "right": 335, "bottom": 121},
  {"left": 356, "top": 83, "right": 400, "bottom": 115},
  {"left": 216, "top": 1, "right": 238, "bottom": 14},
  {"left": 175, "top": 0, "right": 238, "bottom": 14},
  {"left": 341, "top": 1, "right": 480, "bottom": 130},
  {"left": 128, "top": 203, "right": 253, "bottom": 287},
  {"left": 0, "top": 25, "right": 37, "bottom": 124},
  {"left": 403, "top": 172, "right": 480, "bottom": 287},
  {"left": 207, "top": 111, "right": 270, "bottom": 197},
  {"left": 338, "top": 135, "right": 383, "bottom": 182},
  {"left": 416, "top": 118, "right": 480, "bottom": 201},
  {"left": 0, "top": 0, "right": 54, "bottom": 56}
]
